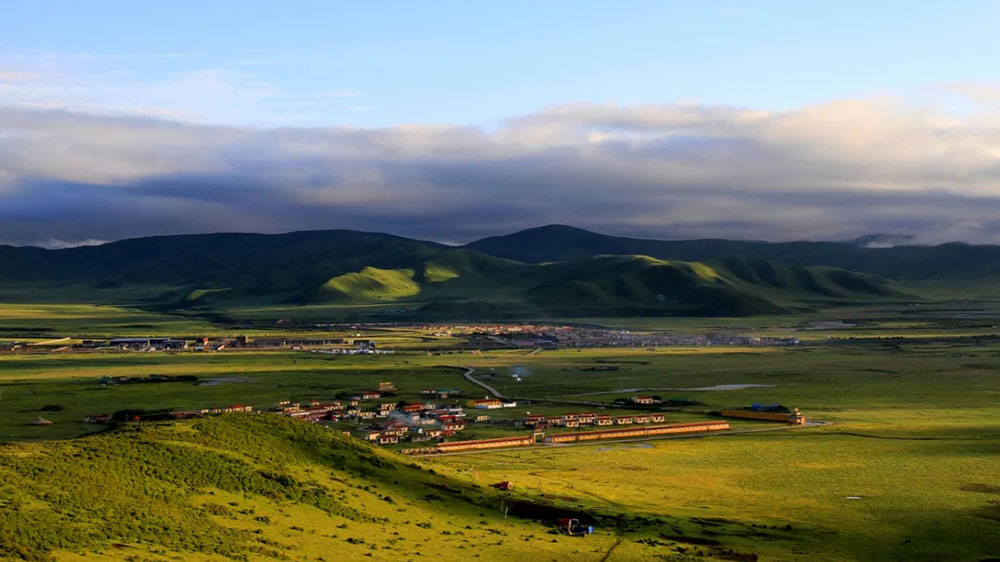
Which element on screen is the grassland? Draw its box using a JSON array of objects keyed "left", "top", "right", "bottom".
[
  {"left": 1, "top": 302, "right": 999, "bottom": 560},
  {"left": 3, "top": 415, "right": 677, "bottom": 562}
]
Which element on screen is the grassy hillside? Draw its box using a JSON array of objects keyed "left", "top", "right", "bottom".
[
  {"left": 0, "top": 228, "right": 922, "bottom": 321},
  {"left": 0, "top": 414, "right": 749, "bottom": 562},
  {"left": 465, "top": 224, "right": 1000, "bottom": 280},
  {"left": 319, "top": 267, "right": 421, "bottom": 301}
]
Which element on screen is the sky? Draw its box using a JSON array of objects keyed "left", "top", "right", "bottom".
[{"left": 1, "top": 0, "right": 999, "bottom": 247}]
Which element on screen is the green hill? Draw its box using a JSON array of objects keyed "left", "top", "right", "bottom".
[
  {"left": 320, "top": 267, "right": 422, "bottom": 301},
  {"left": 465, "top": 224, "right": 1000, "bottom": 280},
  {"left": 0, "top": 227, "right": 931, "bottom": 320},
  {"left": 0, "top": 415, "right": 701, "bottom": 562}
]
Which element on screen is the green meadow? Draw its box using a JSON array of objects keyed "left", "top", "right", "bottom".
[{"left": 1, "top": 302, "right": 999, "bottom": 560}]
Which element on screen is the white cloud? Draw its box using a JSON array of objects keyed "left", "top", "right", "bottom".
[
  {"left": 0, "top": 70, "right": 40, "bottom": 83},
  {"left": 1, "top": 96, "right": 1000, "bottom": 245},
  {"left": 0, "top": 61, "right": 345, "bottom": 126}
]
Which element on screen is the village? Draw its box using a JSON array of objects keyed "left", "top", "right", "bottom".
[
  {"left": 0, "top": 323, "right": 801, "bottom": 355},
  {"left": 75, "top": 377, "right": 806, "bottom": 454}
]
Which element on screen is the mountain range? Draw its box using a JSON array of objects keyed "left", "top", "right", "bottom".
[{"left": 2, "top": 224, "right": 996, "bottom": 320}]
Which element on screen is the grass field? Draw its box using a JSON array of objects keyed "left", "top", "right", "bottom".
[{"left": 1, "top": 302, "right": 999, "bottom": 560}]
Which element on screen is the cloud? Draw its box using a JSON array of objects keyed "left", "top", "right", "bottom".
[
  {"left": 0, "top": 62, "right": 349, "bottom": 126},
  {"left": 0, "top": 69, "right": 40, "bottom": 83},
  {"left": 1, "top": 97, "right": 999, "bottom": 246},
  {"left": 8, "top": 52, "right": 198, "bottom": 61}
]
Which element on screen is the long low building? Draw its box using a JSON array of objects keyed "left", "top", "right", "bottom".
[
  {"left": 436, "top": 434, "right": 533, "bottom": 452},
  {"left": 545, "top": 421, "right": 730, "bottom": 443},
  {"left": 402, "top": 434, "right": 535, "bottom": 454},
  {"left": 401, "top": 421, "right": 731, "bottom": 454},
  {"left": 720, "top": 409, "right": 805, "bottom": 425}
]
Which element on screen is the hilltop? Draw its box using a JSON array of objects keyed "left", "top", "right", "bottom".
[{"left": 2, "top": 224, "right": 992, "bottom": 321}]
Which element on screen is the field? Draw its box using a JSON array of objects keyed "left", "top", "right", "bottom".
[{"left": 1, "top": 303, "right": 999, "bottom": 561}]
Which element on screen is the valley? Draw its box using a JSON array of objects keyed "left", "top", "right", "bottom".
[{"left": 1, "top": 227, "right": 999, "bottom": 561}]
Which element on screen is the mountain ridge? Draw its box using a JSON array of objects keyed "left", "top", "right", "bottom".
[
  {"left": 463, "top": 224, "right": 1000, "bottom": 279},
  {"left": 0, "top": 225, "right": 981, "bottom": 319}
]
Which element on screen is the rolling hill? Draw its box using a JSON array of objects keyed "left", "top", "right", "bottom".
[
  {"left": 0, "top": 414, "right": 686, "bottom": 561},
  {"left": 0, "top": 226, "right": 943, "bottom": 320},
  {"left": 465, "top": 225, "right": 1000, "bottom": 280}
]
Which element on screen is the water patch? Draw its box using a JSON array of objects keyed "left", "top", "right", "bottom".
[
  {"left": 199, "top": 376, "right": 252, "bottom": 386},
  {"left": 679, "top": 384, "right": 776, "bottom": 391}
]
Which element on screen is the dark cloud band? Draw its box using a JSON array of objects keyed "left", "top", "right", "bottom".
[{"left": 1, "top": 99, "right": 999, "bottom": 247}]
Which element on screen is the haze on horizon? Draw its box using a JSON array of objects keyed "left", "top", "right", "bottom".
[{"left": 2, "top": 0, "right": 999, "bottom": 248}]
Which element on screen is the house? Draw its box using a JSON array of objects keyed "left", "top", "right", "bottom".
[
  {"left": 289, "top": 407, "right": 330, "bottom": 422},
  {"left": 434, "top": 406, "right": 465, "bottom": 416},
  {"left": 595, "top": 415, "right": 614, "bottom": 426},
  {"left": 634, "top": 414, "right": 651, "bottom": 424},
  {"left": 108, "top": 337, "right": 186, "bottom": 351},
  {"left": 578, "top": 412, "right": 597, "bottom": 425},
  {"left": 631, "top": 396, "right": 657, "bottom": 405},
  {"left": 84, "top": 414, "right": 110, "bottom": 424},
  {"left": 377, "top": 434, "right": 399, "bottom": 445},
  {"left": 442, "top": 419, "right": 466, "bottom": 432},
  {"left": 615, "top": 416, "right": 634, "bottom": 425},
  {"left": 435, "top": 388, "right": 464, "bottom": 399},
  {"left": 469, "top": 398, "right": 504, "bottom": 409},
  {"left": 378, "top": 381, "right": 397, "bottom": 392},
  {"left": 524, "top": 414, "right": 547, "bottom": 427},
  {"left": 564, "top": 419, "right": 580, "bottom": 428},
  {"left": 402, "top": 403, "right": 427, "bottom": 413},
  {"left": 650, "top": 413, "right": 666, "bottom": 423},
  {"left": 355, "top": 429, "right": 381, "bottom": 441},
  {"left": 474, "top": 415, "right": 489, "bottom": 422}
]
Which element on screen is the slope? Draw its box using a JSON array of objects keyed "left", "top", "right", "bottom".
[
  {"left": 0, "top": 415, "right": 723, "bottom": 562},
  {"left": 0, "top": 228, "right": 912, "bottom": 320},
  {"left": 465, "top": 225, "right": 1000, "bottom": 280}
]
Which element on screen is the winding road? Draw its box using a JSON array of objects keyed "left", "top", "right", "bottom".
[{"left": 461, "top": 366, "right": 506, "bottom": 399}]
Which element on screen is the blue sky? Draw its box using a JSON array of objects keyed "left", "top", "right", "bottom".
[
  {"left": 1, "top": 1, "right": 999, "bottom": 246},
  {"left": 3, "top": 0, "right": 997, "bottom": 126}
]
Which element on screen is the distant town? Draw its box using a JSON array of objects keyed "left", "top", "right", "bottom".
[{"left": 0, "top": 323, "right": 802, "bottom": 354}]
